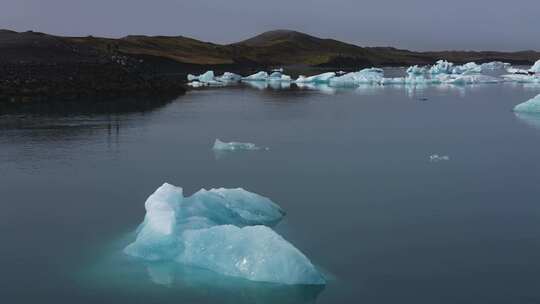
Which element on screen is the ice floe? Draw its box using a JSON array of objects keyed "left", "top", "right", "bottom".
[
  {"left": 212, "top": 139, "right": 266, "bottom": 151},
  {"left": 429, "top": 154, "right": 450, "bottom": 162},
  {"left": 124, "top": 183, "right": 325, "bottom": 285}
]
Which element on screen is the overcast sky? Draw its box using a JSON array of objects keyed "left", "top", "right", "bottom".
[{"left": 2, "top": 0, "right": 539, "bottom": 51}]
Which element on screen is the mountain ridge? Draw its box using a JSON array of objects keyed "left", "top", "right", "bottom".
[{"left": 1, "top": 29, "right": 539, "bottom": 67}]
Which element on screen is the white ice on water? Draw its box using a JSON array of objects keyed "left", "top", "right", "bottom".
[
  {"left": 529, "top": 59, "right": 540, "bottom": 73},
  {"left": 212, "top": 139, "right": 264, "bottom": 151},
  {"left": 295, "top": 72, "right": 336, "bottom": 83},
  {"left": 514, "top": 94, "right": 540, "bottom": 113},
  {"left": 124, "top": 183, "right": 325, "bottom": 285},
  {"left": 186, "top": 59, "right": 539, "bottom": 89}
]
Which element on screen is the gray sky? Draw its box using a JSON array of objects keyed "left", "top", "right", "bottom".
[{"left": 2, "top": 0, "right": 539, "bottom": 51}]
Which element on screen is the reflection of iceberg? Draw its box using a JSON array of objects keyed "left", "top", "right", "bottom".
[
  {"left": 514, "top": 94, "right": 540, "bottom": 113},
  {"left": 125, "top": 183, "right": 325, "bottom": 285},
  {"left": 443, "top": 74, "right": 500, "bottom": 85},
  {"left": 295, "top": 83, "right": 336, "bottom": 94},
  {"left": 213, "top": 139, "right": 262, "bottom": 151},
  {"left": 145, "top": 262, "right": 325, "bottom": 303},
  {"left": 502, "top": 74, "right": 540, "bottom": 83}
]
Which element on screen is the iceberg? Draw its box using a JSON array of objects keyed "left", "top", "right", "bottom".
[
  {"left": 212, "top": 139, "right": 264, "bottom": 151},
  {"left": 215, "top": 72, "right": 242, "bottom": 83},
  {"left": 243, "top": 71, "right": 269, "bottom": 81},
  {"left": 513, "top": 93, "right": 540, "bottom": 113},
  {"left": 268, "top": 71, "right": 292, "bottom": 82},
  {"left": 295, "top": 72, "right": 336, "bottom": 84},
  {"left": 529, "top": 59, "right": 540, "bottom": 73},
  {"left": 406, "top": 65, "right": 427, "bottom": 76},
  {"left": 188, "top": 71, "right": 215, "bottom": 83},
  {"left": 429, "top": 154, "right": 450, "bottom": 162},
  {"left": 124, "top": 183, "right": 325, "bottom": 285},
  {"left": 429, "top": 60, "right": 454, "bottom": 74},
  {"left": 452, "top": 62, "right": 482, "bottom": 75},
  {"left": 481, "top": 61, "right": 511, "bottom": 71},
  {"left": 329, "top": 68, "right": 384, "bottom": 86},
  {"left": 178, "top": 225, "right": 325, "bottom": 285}
]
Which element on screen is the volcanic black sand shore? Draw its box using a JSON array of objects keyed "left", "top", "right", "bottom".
[{"left": 1, "top": 29, "right": 538, "bottom": 104}]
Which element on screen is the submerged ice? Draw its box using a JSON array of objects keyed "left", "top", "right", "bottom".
[
  {"left": 514, "top": 94, "right": 540, "bottom": 113},
  {"left": 125, "top": 183, "right": 325, "bottom": 285}
]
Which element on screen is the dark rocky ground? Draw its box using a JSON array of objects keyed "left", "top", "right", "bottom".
[{"left": 1, "top": 29, "right": 538, "bottom": 105}]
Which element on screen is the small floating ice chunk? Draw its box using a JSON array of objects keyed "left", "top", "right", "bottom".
[
  {"left": 452, "top": 62, "right": 482, "bottom": 75},
  {"left": 429, "top": 154, "right": 450, "bottom": 162},
  {"left": 188, "top": 71, "right": 213, "bottom": 82},
  {"left": 212, "top": 139, "right": 263, "bottom": 151},
  {"left": 295, "top": 72, "right": 336, "bottom": 83},
  {"left": 481, "top": 61, "right": 511, "bottom": 71},
  {"left": 329, "top": 68, "right": 384, "bottom": 86},
  {"left": 178, "top": 225, "right": 325, "bottom": 285},
  {"left": 514, "top": 93, "right": 540, "bottom": 113},
  {"left": 529, "top": 59, "right": 540, "bottom": 74},
  {"left": 216, "top": 72, "right": 242, "bottom": 83},
  {"left": 429, "top": 60, "right": 454, "bottom": 75},
  {"left": 243, "top": 71, "right": 269, "bottom": 81}
]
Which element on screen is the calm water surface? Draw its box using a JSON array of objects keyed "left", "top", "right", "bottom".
[{"left": 2, "top": 81, "right": 540, "bottom": 303}]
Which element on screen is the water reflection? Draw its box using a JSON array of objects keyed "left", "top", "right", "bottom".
[{"left": 145, "top": 262, "right": 325, "bottom": 304}]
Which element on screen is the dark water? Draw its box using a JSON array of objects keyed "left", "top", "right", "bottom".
[{"left": 2, "top": 82, "right": 540, "bottom": 304}]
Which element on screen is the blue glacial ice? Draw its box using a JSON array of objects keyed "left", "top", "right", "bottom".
[
  {"left": 212, "top": 139, "right": 265, "bottom": 151},
  {"left": 268, "top": 71, "right": 292, "bottom": 82},
  {"left": 529, "top": 59, "right": 540, "bottom": 73},
  {"left": 243, "top": 71, "right": 269, "bottom": 81},
  {"left": 188, "top": 71, "right": 242, "bottom": 86},
  {"left": 216, "top": 72, "right": 242, "bottom": 83},
  {"left": 514, "top": 94, "right": 540, "bottom": 113},
  {"left": 178, "top": 225, "right": 325, "bottom": 285},
  {"left": 124, "top": 183, "right": 325, "bottom": 285},
  {"left": 329, "top": 68, "right": 384, "bottom": 86},
  {"left": 429, "top": 60, "right": 455, "bottom": 74},
  {"left": 295, "top": 72, "right": 336, "bottom": 83},
  {"left": 480, "top": 61, "right": 510, "bottom": 71}
]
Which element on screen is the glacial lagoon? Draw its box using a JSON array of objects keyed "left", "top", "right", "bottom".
[{"left": 2, "top": 75, "right": 540, "bottom": 303}]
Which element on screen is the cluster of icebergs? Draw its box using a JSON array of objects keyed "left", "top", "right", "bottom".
[
  {"left": 187, "top": 59, "right": 540, "bottom": 88},
  {"left": 125, "top": 183, "right": 325, "bottom": 285}
]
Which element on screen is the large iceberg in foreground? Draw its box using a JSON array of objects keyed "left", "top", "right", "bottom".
[
  {"left": 178, "top": 225, "right": 324, "bottom": 285},
  {"left": 514, "top": 94, "right": 540, "bottom": 113},
  {"left": 124, "top": 183, "right": 324, "bottom": 285},
  {"left": 212, "top": 139, "right": 264, "bottom": 151}
]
